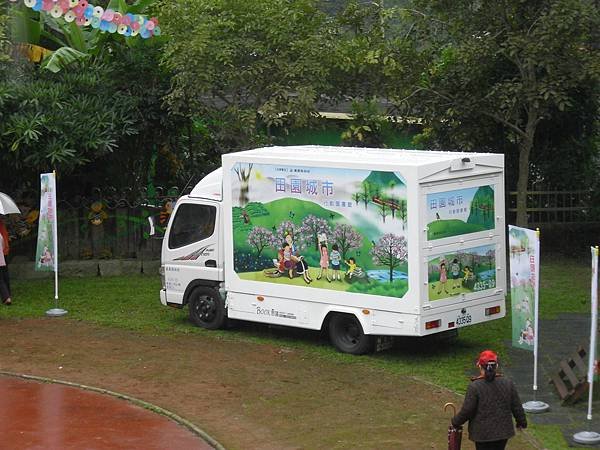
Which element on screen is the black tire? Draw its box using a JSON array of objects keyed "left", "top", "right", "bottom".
[
  {"left": 328, "top": 313, "right": 375, "bottom": 355},
  {"left": 188, "top": 287, "right": 226, "bottom": 330}
]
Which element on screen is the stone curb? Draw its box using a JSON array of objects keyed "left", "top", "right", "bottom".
[{"left": 0, "top": 370, "right": 226, "bottom": 450}]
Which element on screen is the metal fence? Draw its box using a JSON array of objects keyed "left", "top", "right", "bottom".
[
  {"left": 8, "top": 187, "right": 183, "bottom": 262},
  {"left": 507, "top": 189, "right": 599, "bottom": 226}
]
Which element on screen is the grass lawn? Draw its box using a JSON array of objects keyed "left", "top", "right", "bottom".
[{"left": 1, "top": 254, "right": 592, "bottom": 449}]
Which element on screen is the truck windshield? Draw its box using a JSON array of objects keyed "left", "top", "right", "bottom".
[{"left": 168, "top": 203, "right": 216, "bottom": 249}]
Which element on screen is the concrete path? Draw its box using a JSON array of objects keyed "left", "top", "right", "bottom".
[
  {"left": 505, "top": 313, "right": 600, "bottom": 448},
  {"left": 0, "top": 376, "right": 214, "bottom": 450}
]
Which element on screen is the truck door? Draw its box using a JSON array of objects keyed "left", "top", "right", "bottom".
[{"left": 163, "top": 200, "right": 222, "bottom": 305}]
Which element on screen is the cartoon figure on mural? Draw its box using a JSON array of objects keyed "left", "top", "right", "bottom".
[
  {"left": 427, "top": 245, "right": 496, "bottom": 302},
  {"left": 283, "top": 242, "right": 294, "bottom": 278},
  {"left": 241, "top": 209, "right": 250, "bottom": 224},
  {"left": 317, "top": 237, "right": 331, "bottom": 283},
  {"left": 437, "top": 261, "right": 449, "bottom": 295},
  {"left": 516, "top": 295, "right": 531, "bottom": 315},
  {"left": 280, "top": 232, "right": 312, "bottom": 284},
  {"left": 39, "top": 245, "right": 53, "bottom": 267},
  {"left": 519, "top": 318, "right": 534, "bottom": 346},
  {"left": 232, "top": 163, "right": 410, "bottom": 298},
  {"left": 450, "top": 258, "right": 461, "bottom": 290},
  {"left": 345, "top": 257, "right": 357, "bottom": 279},
  {"left": 330, "top": 244, "right": 342, "bottom": 281}
]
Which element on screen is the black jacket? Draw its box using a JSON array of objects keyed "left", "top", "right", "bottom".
[{"left": 451, "top": 375, "right": 527, "bottom": 443}]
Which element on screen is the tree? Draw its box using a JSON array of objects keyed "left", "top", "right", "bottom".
[
  {"left": 396, "top": 198, "right": 407, "bottom": 228},
  {"left": 276, "top": 220, "right": 296, "bottom": 245},
  {"left": 377, "top": 199, "right": 389, "bottom": 223},
  {"left": 360, "top": 181, "right": 371, "bottom": 209},
  {"left": 234, "top": 164, "right": 253, "bottom": 207},
  {"left": 160, "top": 0, "right": 332, "bottom": 151},
  {"left": 351, "top": 191, "right": 362, "bottom": 206},
  {"left": 332, "top": 224, "right": 362, "bottom": 261},
  {"left": 405, "top": 0, "right": 600, "bottom": 226},
  {"left": 247, "top": 227, "right": 276, "bottom": 258},
  {"left": 370, "top": 233, "right": 407, "bottom": 282},
  {"left": 485, "top": 249, "right": 495, "bottom": 270},
  {"left": 297, "top": 215, "right": 331, "bottom": 251}
]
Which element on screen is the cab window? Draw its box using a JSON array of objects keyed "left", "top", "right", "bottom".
[{"left": 168, "top": 204, "right": 216, "bottom": 249}]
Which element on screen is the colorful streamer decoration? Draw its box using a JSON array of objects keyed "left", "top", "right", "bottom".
[{"left": 12, "top": 0, "right": 160, "bottom": 39}]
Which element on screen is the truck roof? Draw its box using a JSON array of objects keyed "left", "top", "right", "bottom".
[
  {"left": 192, "top": 145, "right": 503, "bottom": 200},
  {"left": 223, "top": 145, "right": 498, "bottom": 167}
]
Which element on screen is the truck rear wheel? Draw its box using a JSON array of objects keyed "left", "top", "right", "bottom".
[
  {"left": 188, "top": 287, "right": 226, "bottom": 330},
  {"left": 328, "top": 313, "right": 375, "bottom": 355}
]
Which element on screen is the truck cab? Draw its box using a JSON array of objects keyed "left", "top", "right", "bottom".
[{"left": 160, "top": 169, "right": 226, "bottom": 327}]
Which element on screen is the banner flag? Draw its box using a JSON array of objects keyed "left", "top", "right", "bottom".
[
  {"left": 590, "top": 247, "right": 599, "bottom": 387},
  {"left": 35, "top": 173, "right": 58, "bottom": 272},
  {"left": 509, "top": 225, "right": 540, "bottom": 351}
]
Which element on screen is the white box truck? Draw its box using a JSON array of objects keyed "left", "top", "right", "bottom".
[{"left": 159, "top": 145, "right": 506, "bottom": 354}]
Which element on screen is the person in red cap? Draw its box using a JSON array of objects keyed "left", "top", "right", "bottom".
[{"left": 451, "top": 350, "right": 527, "bottom": 449}]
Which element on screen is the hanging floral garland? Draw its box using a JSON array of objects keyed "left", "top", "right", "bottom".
[{"left": 12, "top": 0, "right": 160, "bottom": 39}]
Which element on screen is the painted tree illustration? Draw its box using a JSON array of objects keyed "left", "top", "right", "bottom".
[
  {"left": 387, "top": 182, "right": 397, "bottom": 218},
  {"left": 370, "top": 234, "right": 408, "bottom": 282},
  {"left": 360, "top": 181, "right": 371, "bottom": 210},
  {"left": 276, "top": 220, "right": 296, "bottom": 243},
  {"left": 485, "top": 249, "right": 495, "bottom": 270},
  {"left": 351, "top": 191, "right": 362, "bottom": 206},
  {"left": 247, "top": 227, "right": 276, "bottom": 258},
  {"left": 234, "top": 163, "right": 253, "bottom": 207},
  {"left": 333, "top": 224, "right": 362, "bottom": 261},
  {"left": 297, "top": 215, "right": 331, "bottom": 251},
  {"left": 377, "top": 200, "right": 389, "bottom": 223},
  {"left": 396, "top": 198, "right": 407, "bottom": 227}
]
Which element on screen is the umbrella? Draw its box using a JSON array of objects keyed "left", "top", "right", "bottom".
[
  {"left": 0, "top": 192, "right": 21, "bottom": 215},
  {"left": 444, "top": 402, "right": 463, "bottom": 450}
]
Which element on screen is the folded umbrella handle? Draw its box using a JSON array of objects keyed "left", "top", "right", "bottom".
[{"left": 444, "top": 402, "right": 456, "bottom": 416}]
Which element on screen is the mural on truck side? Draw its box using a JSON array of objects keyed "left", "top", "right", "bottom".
[
  {"left": 231, "top": 163, "right": 410, "bottom": 298},
  {"left": 426, "top": 185, "right": 495, "bottom": 240},
  {"left": 427, "top": 244, "right": 497, "bottom": 301}
]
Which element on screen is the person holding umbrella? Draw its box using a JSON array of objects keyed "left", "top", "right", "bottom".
[
  {"left": 451, "top": 350, "right": 527, "bottom": 450},
  {"left": 0, "top": 216, "right": 12, "bottom": 305},
  {"left": 0, "top": 192, "right": 21, "bottom": 306}
]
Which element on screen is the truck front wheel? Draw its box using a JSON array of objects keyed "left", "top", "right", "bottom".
[
  {"left": 188, "top": 287, "right": 226, "bottom": 330},
  {"left": 328, "top": 313, "right": 375, "bottom": 355}
]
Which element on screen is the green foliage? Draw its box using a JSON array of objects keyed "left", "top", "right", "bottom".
[
  {"left": 348, "top": 278, "right": 409, "bottom": 297},
  {"left": 0, "top": 63, "right": 137, "bottom": 177},
  {"left": 406, "top": 0, "right": 600, "bottom": 199},
  {"left": 41, "top": 46, "right": 89, "bottom": 73},
  {"left": 341, "top": 99, "right": 389, "bottom": 147},
  {"left": 160, "top": 0, "right": 332, "bottom": 151}
]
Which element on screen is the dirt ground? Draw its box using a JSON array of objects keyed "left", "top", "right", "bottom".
[{"left": 0, "top": 318, "right": 539, "bottom": 450}]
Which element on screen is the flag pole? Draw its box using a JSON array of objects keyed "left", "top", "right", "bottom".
[
  {"left": 574, "top": 246, "right": 600, "bottom": 444},
  {"left": 46, "top": 170, "right": 67, "bottom": 317},
  {"left": 523, "top": 227, "right": 548, "bottom": 413}
]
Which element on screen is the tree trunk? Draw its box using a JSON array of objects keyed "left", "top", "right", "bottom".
[
  {"left": 515, "top": 110, "right": 538, "bottom": 227},
  {"left": 515, "top": 143, "right": 531, "bottom": 226},
  {"left": 239, "top": 184, "right": 249, "bottom": 207}
]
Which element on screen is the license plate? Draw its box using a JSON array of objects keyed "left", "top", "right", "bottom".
[{"left": 456, "top": 312, "right": 472, "bottom": 327}]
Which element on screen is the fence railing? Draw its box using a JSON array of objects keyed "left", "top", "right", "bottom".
[
  {"left": 507, "top": 189, "right": 599, "bottom": 225},
  {"left": 8, "top": 190, "right": 182, "bottom": 262}
]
